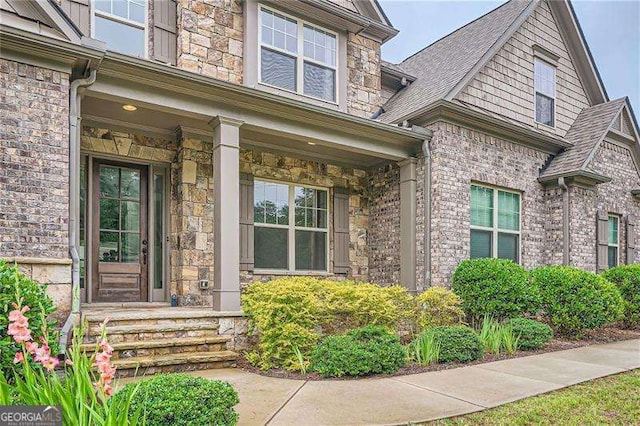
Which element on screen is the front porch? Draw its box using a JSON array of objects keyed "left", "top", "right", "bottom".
[{"left": 74, "top": 52, "right": 429, "bottom": 313}]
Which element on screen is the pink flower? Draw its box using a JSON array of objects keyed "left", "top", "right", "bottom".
[
  {"left": 95, "top": 351, "right": 110, "bottom": 363},
  {"left": 99, "top": 339, "right": 113, "bottom": 355},
  {"left": 13, "top": 352, "right": 24, "bottom": 364},
  {"left": 40, "top": 356, "right": 59, "bottom": 372},
  {"left": 34, "top": 344, "right": 51, "bottom": 363},
  {"left": 25, "top": 341, "right": 38, "bottom": 354},
  {"left": 65, "top": 358, "right": 74, "bottom": 366},
  {"left": 8, "top": 322, "right": 32, "bottom": 343},
  {"left": 8, "top": 305, "right": 30, "bottom": 322},
  {"left": 103, "top": 383, "right": 113, "bottom": 397}
]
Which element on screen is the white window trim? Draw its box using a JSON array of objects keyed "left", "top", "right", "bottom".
[
  {"left": 258, "top": 4, "right": 339, "bottom": 105},
  {"left": 254, "top": 178, "right": 329, "bottom": 274},
  {"left": 91, "top": 0, "right": 149, "bottom": 59},
  {"left": 533, "top": 57, "right": 556, "bottom": 129},
  {"left": 470, "top": 183, "right": 522, "bottom": 263},
  {"left": 608, "top": 214, "right": 620, "bottom": 267}
]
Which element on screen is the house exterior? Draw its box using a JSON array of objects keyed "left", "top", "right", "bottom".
[{"left": 1, "top": 0, "right": 639, "bottom": 322}]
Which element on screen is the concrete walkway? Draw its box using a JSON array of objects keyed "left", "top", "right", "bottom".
[{"left": 189, "top": 339, "right": 638, "bottom": 425}]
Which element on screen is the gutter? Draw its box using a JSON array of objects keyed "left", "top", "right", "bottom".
[
  {"left": 558, "top": 177, "right": 569, "bottom": 265},
  {"left": 59, "top": 70, "right": 97, "bottom": 356},
  {"left": 421, "top": 139, "right": 432, "bottom": 288}
]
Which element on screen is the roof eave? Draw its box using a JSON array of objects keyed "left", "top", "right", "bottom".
[
  {"left": 631, "top": 189, "right": 640, "bottom": 200},
  {"left": 538, "top": 170, "right": 612, "bottom": 187}
]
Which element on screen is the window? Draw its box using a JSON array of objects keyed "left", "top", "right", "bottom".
[
  {"left": 470, "top": 184, "right": 521, "bottom": 263},
  {"left": 254, "top": 180, "right": 328, "bottom": 271},
  {"left": 534, "top": 58, "right": 556, "bottom": 127},
  {"left": 259, "top": 6, "right": 337, "bottom": 102},
  {"left": 608, "top": 215, "right": 619, "bottom": 268},
  {"left": 93, "top": 0, "right": 146, "bottom": 57}
]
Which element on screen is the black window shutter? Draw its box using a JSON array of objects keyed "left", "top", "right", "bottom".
[{"left": 333, "top": 188, "right": 350, "bottom": 274}]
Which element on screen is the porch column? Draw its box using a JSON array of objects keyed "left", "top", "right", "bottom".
[
  {"left": 210, "top": 116, "right": 244, "bottom": 311},
  {"left": 399, "top": 158, "right": 417, "bottom": 293}
]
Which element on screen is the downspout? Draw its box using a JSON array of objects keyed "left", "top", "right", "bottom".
[
  {"left": 59, "top": 70, "right": 97, "bottom": 356},
  {"left": 558, "top": 177, "right": 569, "bottom": 265},
  {"left": 421, "top": 139, "right": 432, "bottom": 288}
]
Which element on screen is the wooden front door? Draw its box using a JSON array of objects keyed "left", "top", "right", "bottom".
[{"left": 92, "top": 160, "right": 148, "bottom": 302}]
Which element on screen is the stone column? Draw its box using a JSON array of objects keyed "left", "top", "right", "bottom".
[
  {"left": 399, "top": 158, "right": 417, "bottom": 293},
  {"left": 211, "top": 116, "right": 243, "bottom": 311}
]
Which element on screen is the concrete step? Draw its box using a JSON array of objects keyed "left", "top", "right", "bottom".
[{"left": 113, "top": 350, "right": 238, "bottom": 377}]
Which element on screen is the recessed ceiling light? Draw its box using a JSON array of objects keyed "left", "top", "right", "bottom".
[
  {"left": 122, "top": 104, "right": 137, "bottom": 111},
  {"left": 307, "top": 142, "right": 316, "bottom": 146}
]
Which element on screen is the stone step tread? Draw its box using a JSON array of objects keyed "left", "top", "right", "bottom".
[
  {"left": 86, "top": 322, "right": 220, "bottom": 336},
  {"left": 113, "top": 350, "right": 238, "bottom": 369},
  {"left": 83, "top": 308, "right": 228, "bottom": 322},
  {"left": 80, "top": 336, "right": 231, "bottom": 352}
]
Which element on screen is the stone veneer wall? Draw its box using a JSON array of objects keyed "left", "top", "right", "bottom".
[
  {"left": 239, "top": 149, "right": 369, "bottom": 287},
  {"left": 177, "top": 0, "right": 243, "bottom": 84},
  {"left": 346, "top": 33, "right": 382, "bottom": 118},
  {"left": 367, "top": 163, "right": 401, "bottom": 285},
  {"left": 569, "top": 142, "right": 640, "bottom": 269},
  {"left": 427, "top": 121, "right": 551, "bottom": 285},
  {"left": 0, "top": 59, "right": 72, "bottom": 318}
]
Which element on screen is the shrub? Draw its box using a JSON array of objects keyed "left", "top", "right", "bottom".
[
  {"left": 0, "top": 260, "right": 57, "bottom": 381},
  {"left": 416, "top": 286, "right": 465, "bottom": 330},
  {"left": 241, "top": 277, "right": 414, "bottom": 371},
  {"left": 601, "top": 265, "right": 640, "bottom": 328},
  {"left": 452, "top": 258, "right": 541, "bottom": 323},
  {"left": 507, "top": 318, "right": 553, "bottom": 350},
  {"left": 409, "top": 330, "right": 440, "bottom": 366},
  {"left": 113, "top": 374, "right": 239, "bottom": 426},
  {"left": 532, "top": 266, "right": 624, "bottom": 336},
  {"left": 477, "top": 316, "right": 520, "bottom": 355},
  {"left": 310, "top": 326, "right": 406, "bottom": 377},
  {"left": 428, "top": 326, "right": 484, "bottom": 363}
]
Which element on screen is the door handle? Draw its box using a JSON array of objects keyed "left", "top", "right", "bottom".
[{"left": 142, "top": 246, "right": 148, "bottom": 265}]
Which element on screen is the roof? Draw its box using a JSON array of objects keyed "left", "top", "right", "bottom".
[
  {"left": 381, "top": 60, "right": 416, "bottom": 82},
  {"left": 379, "top": 0, "right": 534, "bottom": 124},
  {"left": 540, "top": 98, "right": 627, "bottom": 177}
]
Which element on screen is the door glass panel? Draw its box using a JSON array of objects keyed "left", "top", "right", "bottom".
[
  {"left": 99, "top": 231, "right": 119, "bottom": 262},
  {"left": 153, "top": 173, "right": 164, "bottom": 289},
  {"left": 121, "top": 169, "right": 140, "bottom": 199},
  {"left": 121, "top": 201, "right": 140, "bottom": 231},
  {"left": 99, "top": 199, "right": 119, "bottom": 230},
  {"left": 121, "top": 233, "right": 140, "bottom": 262},
  {"left": 100, "top": 166, "right": 119, "bottom": 197}
]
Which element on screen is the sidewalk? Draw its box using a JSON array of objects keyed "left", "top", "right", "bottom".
[{"left": 191, "top": 339, "right": 639, "bottom": 425}]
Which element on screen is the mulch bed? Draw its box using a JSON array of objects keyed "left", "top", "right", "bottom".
[{"left": 235, "top": 325, "right": 640, "bottom": 381}]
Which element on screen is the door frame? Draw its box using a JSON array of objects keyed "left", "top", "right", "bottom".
[{"left": 82, "top": 152, "right": 170, "bottom": 304}]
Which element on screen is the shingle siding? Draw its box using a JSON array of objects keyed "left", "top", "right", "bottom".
[{"left": 456, "top": 0, "right": 591, "bottom": 137}]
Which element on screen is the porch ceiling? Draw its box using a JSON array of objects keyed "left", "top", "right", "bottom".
[{"left": 82, "top": 94, "right": 413, "bottom": 168}]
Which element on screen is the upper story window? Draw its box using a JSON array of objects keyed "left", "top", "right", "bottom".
[
  {"left": 93, "top": 0, "right": 146, "bottom": 58},
  {"left": 608, "top": 215, "right": 619, "bottom": 268},
  {"left": 534, "top": 58, "right": 556, "bottom": 127},
  {"left": 470, "top": 184, "right": 521, "bottom": 263},
  {"left": 254, "top": 180, "right": 328, "bottom": 272},
  {"left": 259, "top": 6, "right": 337, "bottom": 103}
]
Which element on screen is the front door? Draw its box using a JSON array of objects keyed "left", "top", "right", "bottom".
[{"left": 92, "top": 160, "right": 148, "bottom": 302}]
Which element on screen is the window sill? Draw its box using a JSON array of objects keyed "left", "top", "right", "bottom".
[
  {"left": 255, "top": 82, "right": 342, "bottom": 111},
  {"left": 252, "top": 269, "right": 330, "bottom": 276},
  {"left": 534, "top": 121, "right": 556, "bottom": 132}
]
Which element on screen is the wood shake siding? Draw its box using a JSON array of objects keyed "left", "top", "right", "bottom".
[{"left": 456, "top": 0, "right": 591, "bottom": 137}]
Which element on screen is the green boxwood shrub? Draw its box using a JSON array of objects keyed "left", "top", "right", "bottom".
[
  {"left": 241, "top": 277, "right": 415, "bottom": 371},
  {"left": 506, "top": 318, "right": 553, "bottom": 350},
  {"left": 452, "top": 258, "right": 541, "bottom": 322},
  {"left": 0, "top": 260, "right": 57, "bottom": 382},
  {"left": 532, "top": 266, "right": 624, "bottom": 336},
  {"left": 112, "top": 373, "right": 239, "bottom": 425},
  {"left": 601, "top": 265, "right": 640, "bottom": 328},
  {"left": 310, "top": 326, "right": 406, "bottom": 377},
  {"left": 428, "top": 326, "right": 484, "bottom": 363}
]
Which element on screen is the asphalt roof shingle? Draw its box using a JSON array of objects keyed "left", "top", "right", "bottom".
[
  {"left": 540, "top": 98, "right": 627, "bottom": 177},
  {"left": 379, "top": 0, "right": 533, "bottom": 124}
]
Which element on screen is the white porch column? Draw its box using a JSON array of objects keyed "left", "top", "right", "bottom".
[
  {"left": 211, "top": 116, "right": 244, "bottom": 311},
  {"left": 399, "top": 158, "right": 417, "bottom": 293}
]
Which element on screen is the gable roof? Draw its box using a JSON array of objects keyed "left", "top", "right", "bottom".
[
  {"left": 540, "top": 98, "right": 628, "bottom": 177},
  {"left": 379, "top": 0, "right": 608, "bottom": 124},
  {"left": 0, "top": 0, "right": 82, "bottom": 43}
]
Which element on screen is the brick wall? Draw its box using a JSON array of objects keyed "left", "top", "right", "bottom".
[
  {"left": 177, "top": 0, "right": 243, "bottom": 84},
  {"left": 367, "top": 163, "right": 401, "bottom": 285},
  {"left": 456, "top": 0, "right": 591, "bottom": 137},
  {"left": 427, "top": 121, "right": 551, "bottom": 285},
  {"left": 542, "top": 187, "right": 565, "bottom": 266},
  {"left": 346, "top": 33, "right": 382, "bottom": 118}
]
